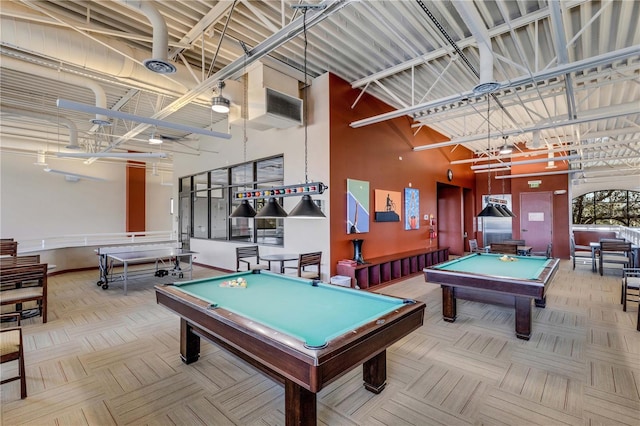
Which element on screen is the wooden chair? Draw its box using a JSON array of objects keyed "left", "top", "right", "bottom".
[
  {"left": 235, "top": 246, "right": 268, "bottom": 272},
  {"left": 599, "top": 239, "right": 631, "bottom": 276},
  {"left": 0, "top": 241, "right": 18, "bottom": 257},
  {"left": 571, "top": 237, "right": 592, "bottom": 270},
  {"left": 0, "top": 263, "right": 48, "bottom": 322},
  {"left": 490, "top": 243, "right": 518, "bottom": 255},
  {"left": 532, "top": 243, "right": 553, "bottom": 258},
  {"left": 0, "top": 313, "right": 27, "bottom": 399},
  {"left": 622, "top": 269, "right": 640, "bottom": 315},
  {"left": 287, "top": 252, "right": 322, "bottom": 280},
  {"left": 468, "top": 239, "right": 483, "bottom": 253}
]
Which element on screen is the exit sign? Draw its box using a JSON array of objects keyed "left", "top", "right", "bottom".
[{"left": 528, "top": 180, "right": 542, "bottom": 188}]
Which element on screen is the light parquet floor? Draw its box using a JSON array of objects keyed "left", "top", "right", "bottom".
[{"left": 1, "top": 260, "right": 639, "bottom": 425}]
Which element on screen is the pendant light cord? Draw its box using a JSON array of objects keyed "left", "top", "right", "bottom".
[
  {"left": 487, "top": 95, "right": 491, "bottom": 197},
  {"left": 302, "top": 8, "right": 309, "bottom": 184}
]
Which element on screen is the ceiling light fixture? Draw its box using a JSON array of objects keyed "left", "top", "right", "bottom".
[
  {"left": 477, "top": 95, "right": 505, "bottom": 218},
  {"left": 287, "top": 5, "right": 326, "bottom": 219},
  {"left": 499, "top": 136, "right": 513, "bottom": 155},
  {"left": 211, "top": 81, "right": 230, "bottom": 114},
  {"left": 148, "top": 130, "right": 163, "bottom": 145}
]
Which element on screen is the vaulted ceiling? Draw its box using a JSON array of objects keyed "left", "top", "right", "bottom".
[{"left": 1, "top": 0, "right": 638, "bottom": 189}]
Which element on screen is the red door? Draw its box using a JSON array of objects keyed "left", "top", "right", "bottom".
[{"left": 520, "top": 192, "right": 552, "bottom": 253}]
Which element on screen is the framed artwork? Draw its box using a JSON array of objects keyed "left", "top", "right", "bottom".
[
  {"left": 374, "top": 189, "right": 401, "bottom": 222},
  {"left": 404, "top": 188, "right": 419, "bottom": 230},
  {"left": 346, "top": 179, "right": 369, "bottom": 233}
]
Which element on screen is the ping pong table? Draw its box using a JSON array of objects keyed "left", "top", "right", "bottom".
[{"left": 96, "top": 244, "right": 196, "bottom": 295}]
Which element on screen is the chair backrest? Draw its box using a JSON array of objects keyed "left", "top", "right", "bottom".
[
  {"left": 298, "top": 252, "right": 322, "bottom": 278},
  {"left": 490, "top": 243, "right": 518, "bottom": 255},
  {"left": 236, "top": 246, "right": 260, "bottom": 270},
  {"left": 0, "top": 241, "right": 18, "bottom": 257},
  {"left": 469, "top": 239, "right": 479, "bottom": 252},
  {"left": 545, "top": 242, "right": 553, "bottom": 258},
  {"left": 236, "top": 246, "right": 259, "bottom": 259},
  {"left": 600, "top": 240, "right": 631, "bottom": 253}
]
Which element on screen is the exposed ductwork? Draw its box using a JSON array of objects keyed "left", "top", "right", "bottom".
[
  {"left": 120, "top": 0, "right": 176, "bottom": 74},
  {"left": 1, "top": 105, "right": 79, "bottom": 149},
  {"left": 2, "top": 56, "right": 110, "bottom": 126},
  {"left": 452, "top": 0, "right": 500, "bottom": 94},
  {"left": 0, "top": 17, "right": 194, "bottom": 98},
  {"left": 2, "top": 107, "right": 79, "bottom": 149}
]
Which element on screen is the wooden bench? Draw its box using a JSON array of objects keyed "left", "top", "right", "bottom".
[
  {"left": 490, "top": 243, "right": 518, "bottom": 255},
  {"left": 336, "top": 247, "right": 449, "bottom": 289},
  {"left": 0, "top": 263, "right": 48, "bottom": 322},
  {"left": 0, "top": 241, "right": 18, "bottom": 257},
  {"left": 0, "top": 255, "right": 40, "bottom": 269}
]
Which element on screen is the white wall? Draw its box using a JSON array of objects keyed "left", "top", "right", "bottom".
[
  {"left": 174, "top": 73, "right": 332, "bottom": 278},
  {"left": 0, "top": 149, "right": 172, "bottom": 243}
]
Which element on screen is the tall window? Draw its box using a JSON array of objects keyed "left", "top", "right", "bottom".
[
  {"left": 179, "top": 155, "right": 285, "bottom": 245},
  {"left": 572, "top": 190, "right": 640, "bottom": 226}
]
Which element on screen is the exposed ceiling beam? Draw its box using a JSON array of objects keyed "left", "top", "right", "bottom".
[{"left": 351, "top": 45, "right": 638, "bottom": 129}]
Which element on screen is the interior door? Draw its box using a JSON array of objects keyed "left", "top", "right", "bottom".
[{"left": 520, "top": 192, "right": 552, "bottom": 253}]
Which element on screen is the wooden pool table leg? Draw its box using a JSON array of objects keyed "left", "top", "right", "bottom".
[
  {"left": 441, "top": 286, "right": 457, "bottom": 322},
  {"left": 363, "top": 350, "right": 387, "bottom": 393},
  {"left": 180, "top": 319, "right": 200, "bottom": 364},
  {"left": 285, "top": 380, "right": 316, "bottom": 426},
  {"left": 515, "top": 297, "right": 532, "bottom": 340}
]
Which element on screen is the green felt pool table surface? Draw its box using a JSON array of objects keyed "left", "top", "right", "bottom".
[
  {"left": 433, "top": 253, "right": 553, "bottom": 281},
  {"left": 171, "top": 271, "right": 407, "bottom": 347}
]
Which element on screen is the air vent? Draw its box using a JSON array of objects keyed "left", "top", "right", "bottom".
[{"left": 265, "top": 88, "right": 302, "bottom": 124}]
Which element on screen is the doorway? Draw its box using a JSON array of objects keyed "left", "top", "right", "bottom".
[{"left": 520, "top": 192, "right": 553, "bottom": 253}]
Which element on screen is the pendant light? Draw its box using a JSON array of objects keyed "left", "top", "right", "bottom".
[
  {"left": 230, "top": 199, "right": 256, "bottom": 218},
  {"left": 211, "top": 81, "right": 230, "bottom": 114},
  {"left": 229, "top": 68, "right": 257, "bottom": 218},
  {"left": 255, "top": 197, "right": 288, "bottom": 218},
  {"left": 288, "top": 7, "right": 326, "bottom": 219},
  {"left": 477, "top": 95, "right": 505, "bottom": 218}
]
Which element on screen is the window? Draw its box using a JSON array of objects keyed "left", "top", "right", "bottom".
[
  {"left": 572, "top": 190, "right": 640, "bottom": 226},
  {"left": 179, "top": 155, "right": 285, "bottom": 245}
]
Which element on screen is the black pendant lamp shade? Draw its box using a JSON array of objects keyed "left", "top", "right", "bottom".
[
  {"left": 255, "top": 198, "right": 288, "bottom": 218},
  {"left": 500, "top": 204, "right": 517, "bottom": 217},
  {"left": 478, "top": 203, "right": 505, "bottom": 217},
  {"left": 477, "top": 94, "right": 507, "bottom": 219},
  {"left": 288, "top": 194, "right": 325, "bottom": 218},
  {"left": 230, "top": 199, "right": 257, "bottom": 218}
]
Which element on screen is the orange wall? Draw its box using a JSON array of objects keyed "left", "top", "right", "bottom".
[
  {"left": 126, "top": 161, "right": 146, "bottom": 232},
  {"left": 327, "top": 74, "right": 476, "bottom": 273}
]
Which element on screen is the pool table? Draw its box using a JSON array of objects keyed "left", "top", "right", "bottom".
[
  {"left": 424, "top": 253, "right": 559, "bottom": 340},
  {"left": 155, "top": 270, "right": 425, "bottom": 426}
]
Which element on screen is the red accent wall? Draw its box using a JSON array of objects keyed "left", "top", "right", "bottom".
[
  {"left": 327, "top": 73, "right": 477, "bottom": 274},
  {"left": 126, "top": 161, "right": 146, "bottom": 232}
]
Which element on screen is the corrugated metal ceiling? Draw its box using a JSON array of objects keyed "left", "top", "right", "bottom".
[{"left": 0, "top": 0, "right": 638, "bottom": 187}]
